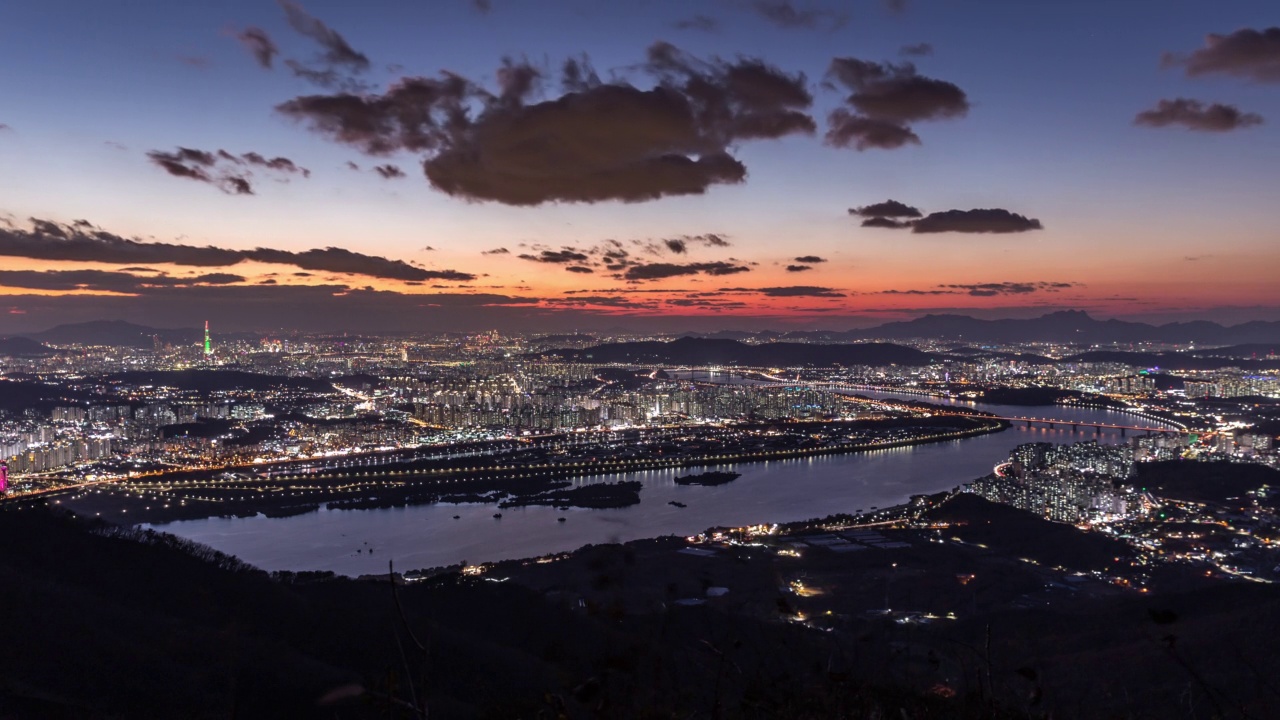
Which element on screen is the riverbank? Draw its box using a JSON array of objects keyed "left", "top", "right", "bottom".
[{"left": 56, "top": 417, "right": 1007, "bottom": 526}]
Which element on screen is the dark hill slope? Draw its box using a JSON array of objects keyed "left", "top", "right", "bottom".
[
  {"left": 0, "top": 336, "right": 57, "bottom": 357},
  {"left": 29, "top": 320, "right": 200, "bottom": 347},
  {"left": 0, "top": 508, "right": 1007, "bottom": 719},
  {"left": 923, "top": 492, "right": 1134, "bottom": 572}
]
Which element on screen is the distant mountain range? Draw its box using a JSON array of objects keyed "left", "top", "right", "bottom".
[
  {"left": 684, "top": 311, "right": 1280, "bottom": 348},
  {"left": 24, "top": 320, "right": 201, "bottom": 347},
  {"left": 549, "top": 336, "right": 1280, "bottom": 371},
  {"left": 16, "top": 311, "right": 1280, "bottom": 351}
]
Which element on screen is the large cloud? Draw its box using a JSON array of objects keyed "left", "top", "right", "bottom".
[
  {"left": 621, "top": 261, "right": 751, "bottom": 281},
  {"left": 1164, "top": 27, "right": 1280, "bottom": 82},
  {"left": 278, "top": 43, "right": 815, "bottom": 205},
  {"left": 911, "top": 209, "right": 1043, "bottom": 234},
  {"left": 1134, "top": 98, "right": 1263, "bottom": 132},
  {"left": 0, "top": 217, "right": 475, "bottom": 282},
  {"left": 825, "top": 58, "right": 969, "bottom": 150}
]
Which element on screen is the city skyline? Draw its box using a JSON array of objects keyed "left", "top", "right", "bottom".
[{"left": 2, "top": 0, "right": 1279, "bottom": 332}]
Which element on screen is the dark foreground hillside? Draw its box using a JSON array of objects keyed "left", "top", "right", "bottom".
[{"left": 3, "top": 498, "right": 1280, "bottom": 718}]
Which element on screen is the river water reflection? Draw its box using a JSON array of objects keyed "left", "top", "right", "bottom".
[{"left": 159, "top": 385, "right": 1171, "bottom": 575}]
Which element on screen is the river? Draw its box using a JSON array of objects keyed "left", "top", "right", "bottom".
[{"left": 157, "top": 385, "right": 1172, "bottom": 575}]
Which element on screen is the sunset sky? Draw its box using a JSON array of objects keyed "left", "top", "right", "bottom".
[{"left": 1, "top": 0, "right": 1278, "bottom": 333}]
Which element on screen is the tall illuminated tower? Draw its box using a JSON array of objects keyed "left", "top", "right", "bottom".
[{"left": 204, "top": 320, "right": 212, "bottom": 356}]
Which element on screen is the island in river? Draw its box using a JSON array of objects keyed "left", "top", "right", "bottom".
[{"left": 674, "top": 470, "right": 741, "bottom": 486}]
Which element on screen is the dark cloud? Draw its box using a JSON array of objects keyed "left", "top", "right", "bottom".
[
  {"left": 565, "top": 266, "right": 594, "bottom": 274},
  {"left": 665, "top": 298, "right": 749, "bottom": 308},
  {"left": 373, "top": 163, "right": 407, "bottom": 179},
  {"left": 470, "top": 0, "right": 493, "bottom": 14},
  {"left": 278, "top": 0, "right": 369, "bottom": 71},
  {"left": 664, "top": 238, "right": 687, "bottom": 254},
  {"left": 879, "top": 281, "right": 1074, "bottom": 296},
  {"left": 1163, "top": 27, "right": 1280, "bottom": 82},
  {"left": 878, "top": 288, "right": 952, "bottom": 295},
  {"left": 276, "top": 74, "right": 490, "bottom": 155},
  {"left": 794, "top": 255, "right": 826, "bottom": 263},
  {"left": 481, "top": 247, "right": 510, "bottom": 255},
  {"left": 621, "top": 261, "right": 751, "bottom": 281},
  {"left": 518, "top": 249, "right": 590, "bottom": 264},
  {"left": 884, "top": 0, "right": 908, "bottom": 13},
  {"left": 688, "top": 232, "right": 731, "bottom": 248},
  {"left": 899, "top": 43, "right": 933, "bottom": 57},
  {"left": 785, "top": 264, "right": 812, "bottom": 272},
  {"left": 825, "top": 58, "right": 969, "bottom": 150},
  {"left": 859, "top": 216, "right": 913, "bottom": 229},
  {"left": 282, "top": 60, "right": 372, "bottom": 92},
  {"left": 240, "top": 151, "right": 310, "bottom": 176},
  {"left": 0, "top": 217, "right": 475, "bottom": 282},
  {"left": 912, "top": 209, "right": 1043, "bottom": 234},
  {"left": 850, "top": 199, "right": 923, "bottom": 218},
  {"left": 0, "top": 270, "right": 246, "bottom": 293},
  {"left": 278, "top": 43, "right": 814, "bottom": 205},
  {"left": 235, "top": 27, "right": 278, "bottom": 68},
  {"left": 1134, "top": 98, "right": 1263, "bottom": 132},
  {"left": 939, "top": 281, "right": 1076, "bottom": 297},
  {"left": 543, "top": 295, "right": 654, "bottom": 310},
  {"left": 750, "top": 1, "right": 848, "bottom": 31},
  {"left": 146, "top": 147, "right": 309, "bottom": 195},
  {"left": 222, "top": 177, "right": 253, "bottom": 195},
  {"left": 825, "top": 111, "right": 919, "bottom": 150},
  {"left": 674, "top": 14, "right": 718, "bottom": 32},
  {"left": 722, "top": 285, "right": 844, "bottom": 297},
  {"left": 253, "top": 248, "right": 474, "bottom": 281}
]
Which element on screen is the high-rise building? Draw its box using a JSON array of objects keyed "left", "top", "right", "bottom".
[
  {"left": 0, "top": 462, "right": 8, "bottom": 493},
  {"left": 204, "top": 320, "right": 212, "bottom": 356}
]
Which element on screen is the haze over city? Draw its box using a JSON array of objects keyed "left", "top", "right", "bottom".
[{"left": 2, "top": 0, "right": 1278, "bottom": 333}]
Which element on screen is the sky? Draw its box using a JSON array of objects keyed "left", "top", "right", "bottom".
[{"left": 0, "top": 0, "right": 1278, "bottom": 334}]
